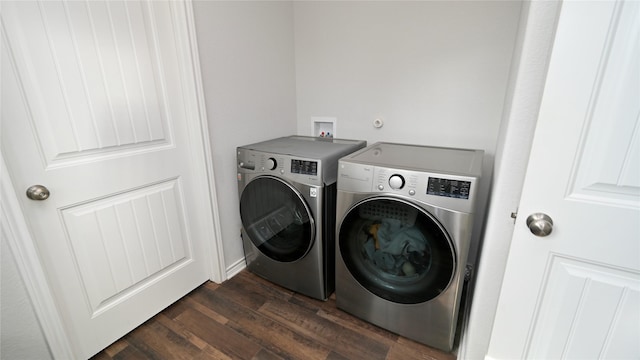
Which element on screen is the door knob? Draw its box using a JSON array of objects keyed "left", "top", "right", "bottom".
[
  {"left": 526, "top": 213, "right": 553, "bottom": 237},
  {"left": 26, "top": 185, "right": 50, "bottom": 200}
]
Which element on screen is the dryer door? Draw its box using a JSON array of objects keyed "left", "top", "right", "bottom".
[
  {"left": 240, "top": 176, "right": 315, "bottom": 262},
  {"left": 339, "top": 197, "right": 455, "bottom": 304}
]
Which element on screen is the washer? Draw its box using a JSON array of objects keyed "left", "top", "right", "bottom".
[
  {"left": 335, "top": 142, "right": 483, "bottom": 351},
  {"left": 237, "top": 136, "right": 366, "bottom": 300}
]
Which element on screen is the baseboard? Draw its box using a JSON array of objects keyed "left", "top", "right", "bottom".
[{"left": 225, "top": 257, "right": 246, "bottom": 279}]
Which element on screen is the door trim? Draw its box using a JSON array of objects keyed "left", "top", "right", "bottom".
[
  {"left": 182, "top": 0, "right": 226, "bottom": 283},
  {"left": 1, "top": 154, "right": 74, "bottom": 359},
  {"left": 0, "top": 1, "right": 224, "bottom": 357}
]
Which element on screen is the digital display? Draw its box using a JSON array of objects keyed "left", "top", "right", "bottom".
[
  {"left": 427, "top": 177, "right": 471, "bottom": 199},
  {"left": 291, "top": 159, "right": 318, "bottom": 176}
]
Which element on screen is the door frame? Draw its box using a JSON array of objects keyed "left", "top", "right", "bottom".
[
  {"left": 1, "top": 154, "right": 75, "bottom": 358},
  {"left": 0, "top": 1, "right": 225, "bottom": 358},
  {"left": 457, "top": 1, "right": 562, "bottom": 358}
]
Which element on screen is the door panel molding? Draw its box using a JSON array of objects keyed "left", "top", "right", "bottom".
[
  {"left": 61, "top": 178, "right": 194, "bottom": 314},
  {"left": 566, "top": 0, "right": 640, "bottom": 209},
  {"left": 2, "top": 1, "right": 174, "bottom": 165},
  {"left": 525, "top": 254, "right": 640, "bottom": 359}
]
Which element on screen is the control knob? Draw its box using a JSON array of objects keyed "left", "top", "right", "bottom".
[
  {"left": 266, "top": 157, "right": 277, "bottom": 170},
  {"left": 389, "top": 174, "right": 405, "bottom": 190}
]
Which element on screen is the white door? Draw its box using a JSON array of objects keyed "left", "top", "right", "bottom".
[
  {"left": 488, "top": 1, "right": 640, "bottom": 359},
  {"left": 1, "top": 1, "right": 216, "bottom": 358}
]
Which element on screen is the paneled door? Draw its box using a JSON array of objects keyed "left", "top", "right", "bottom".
[
  {"left": 488, "top": 1, "right": 639, "bottom": 359},
  {"left": 1, "top": 1, "right": 216, "bottom": 358}
]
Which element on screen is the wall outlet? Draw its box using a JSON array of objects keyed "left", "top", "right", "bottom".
[{"left": 311, "top": 117, "right": 336, "bottom": 138}]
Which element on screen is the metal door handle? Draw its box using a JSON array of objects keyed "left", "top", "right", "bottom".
[
  {"left": 26, "top": 185, "right": 50, "bottom": 200},
  {"left": 526, "top": 213, "right": 553, "bottom": 237}
]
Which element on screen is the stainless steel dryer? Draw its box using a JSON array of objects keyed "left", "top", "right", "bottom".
[
  {"left": 237, "top": 136, "right": 366, "bottom": 300},
  {"left": 335, "top": 142, "right": 483, "bottom": 351}
]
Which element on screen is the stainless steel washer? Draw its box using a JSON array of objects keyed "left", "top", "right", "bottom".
[
  {"left": 335, "top": 142, "right": 483, "bottom": 351},
  {"left": 237, "top": 136, "right": 365, "bottom": 300}
]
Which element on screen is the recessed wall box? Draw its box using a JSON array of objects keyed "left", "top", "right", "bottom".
[{"left": 311, "top": 117, "right": 336, "bottom": 138}]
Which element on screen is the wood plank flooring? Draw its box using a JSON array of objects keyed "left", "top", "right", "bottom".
[{"left": 91, "top": 270, "right": 456, "bottom": 360}]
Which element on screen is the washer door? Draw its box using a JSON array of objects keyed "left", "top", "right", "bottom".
[
  {"left": 240, "top": 176, "right": 315, "bottom": 262},
  {"left": 339, "top": 197, "right": 455, "bottom": 304}
]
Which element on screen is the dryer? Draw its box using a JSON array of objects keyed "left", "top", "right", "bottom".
[
  {"left": 237, "top": 136, "right": 366, "bottom": 300},
  {"left": 335, "top": 142, "right": 483, "bottom": 351}
]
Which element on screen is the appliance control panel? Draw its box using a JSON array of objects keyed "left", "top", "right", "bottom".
[
  {"left": 427, "top": 177, "right": 471, "bottom": 199},
  {"left": 375, "top": 167, "right": 476, "bottom": 212},
  {"left": 291, "top": 159, "right": 318, "bottom": 176},
  {"left": 338, "top": 161, "right": 479, "bottom": 212},
  {"left": 237, "top": 149, "right": 323, "bottom": 186}
]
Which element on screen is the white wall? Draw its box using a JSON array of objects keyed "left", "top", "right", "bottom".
[
  {"left": 192, "top": 1, "right": 297, "bottom": 274},
  {"left": 293, "top": 1, "right": 522, "bottom": 266}
]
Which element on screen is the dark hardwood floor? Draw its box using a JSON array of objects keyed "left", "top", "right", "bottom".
[{"left": 91, "top": 270, "right": 456, "bottom": 360}]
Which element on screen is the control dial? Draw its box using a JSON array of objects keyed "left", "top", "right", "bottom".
[
  {"left": 389, "top": 174, "right": 405, "bottom": 190},
  {"left": 266, "top": 157, "right": 277, "bottom": 170}
]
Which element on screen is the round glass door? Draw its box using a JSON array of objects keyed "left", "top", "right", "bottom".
[
  {"left": 339, "top": 197, "right": 455, "bottom": 304},
  {"left": 240, "top": 176, "right": 314, "bottom": 262}
]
